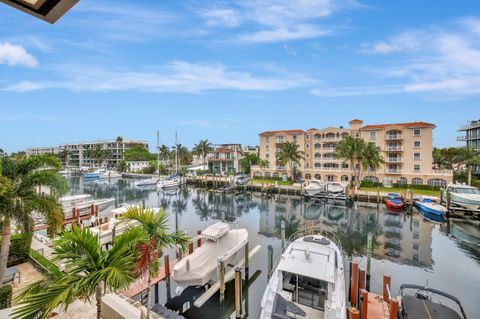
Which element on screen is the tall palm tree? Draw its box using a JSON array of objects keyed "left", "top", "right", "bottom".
[
  {"left": 334, "top": 136, "right": 366, "bottom": 191},
  {"left": 460, "top": 146, "right": 480, "bottom": 185},
  {"left": 258, "top": 159, "right": 269, "bottom": 178},
  {"left": 159, "top": 145, "right": 171, "bottom": 167},
  {"left": 360, "top": 143, "right": 384, "bottom": 181},
  {"left": 0, "top": 155, "right": 66, "bottom": 286},
  {"left": 192, "top": 140, "right": 213, "bottom": 166},
  {"left": 13, "top": 226, "right": 144, "bottom": 319},
  {"left": 57, "top": 149, "right": 70, "bottom": 168},
  {"left": 121, "top": 207, "right": 190, "bottom": 319},
  {"left": 276, "top": 141, "right": 304, "bottom": 179}
]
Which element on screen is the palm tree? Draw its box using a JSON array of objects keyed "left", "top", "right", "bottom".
[
  {"left": 192, "top": 140, "right": 213, "bottom": 166},
  {"left": 239, "top": 153, "right": 260, "bottom": 174},
  {"left": 13, "top": 226, "right": 143, "bottom": 319},
  {"left": 0, "top": 155, "right": 66, "bottom": 286},
  {"left": 334, "top": 136, "right": 366, "bottom": 191},
  {"left": 121, "top": 207, "right": 190, "bottom": 319},
  {"left": 159, "top": 145, "right": 170, "bottom": 167},
  {"left": 57, "top": 149, "right": 70, "bottom": 168},
  {"left": 258, "top": 159, "right": 269, "bottom": 178},
  {"left": 0, "top": 148, "right": 5, "bottom": 157},
  {"left": 460, "top": 146, "right": 480, "bottom": 185},
  {"left": 360, "top": 142, "right": 384, "bottom": 182},
  {"left": 276, "top": 142, "right": 304, "bottom": 179}
]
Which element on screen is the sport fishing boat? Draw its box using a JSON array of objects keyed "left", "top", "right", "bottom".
[
  {"left": 414, "top": 196, "right": 447, "bottom": 219},
  {"left": 259, "top": 234, "right": 346, "bottom": 319},
  {"left": 172, "top": 222, "right": 248, "bottom": 289},
  {"left": 385, "top": 193, "right": 404, "bottom": 210},
  {"left": 444, "top": 184, "right": 480, "bottom": 211},
  {"left": 304, "top": 180, "right": 325, "bottom": 196},
  {"left": 399, "top": 284, "right": 467, "bottom": 319}
]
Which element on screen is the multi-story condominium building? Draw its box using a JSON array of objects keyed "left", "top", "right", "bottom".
[
  {"left": 207, "top": 144, "right": 244, "bottom": 175},
  {"left": 252, "top": 119, "right": 453, "bottom": 186},
  {"left": 26, "top": 146, "right": 59, "bottom": 157},
  {"left": 458, "top": 120, "right": 480, "bottom": 173},
  {"left": 59, "top": 138, "right": 148, "bottom": 168}
]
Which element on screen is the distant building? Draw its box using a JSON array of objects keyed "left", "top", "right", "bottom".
[
  {"left": 26, "top": 146, "right": 59, "bottom": 157},
  {"left": 458, "top": 119, "right": 480, "bottom": 173},
  {"left": 252, "top": 119, "right": 453, "bottom": 186},
  {"left": 125, "top": 161, "right": 149, "bottom": 173},
  {"left": 207, "top": 144, "right": 244, "bottom": 175}
]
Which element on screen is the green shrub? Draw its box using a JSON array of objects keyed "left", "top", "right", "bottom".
[
  {"left": 0, "top": 285, "right": 12, "bottom": 309},
  {"left": 2, "top": 233, "right": 32, "bottom": 267},
  {"left": 360, "top": 180, "right": 383, "bottom": 187}
]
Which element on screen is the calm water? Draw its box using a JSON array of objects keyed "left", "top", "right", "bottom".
[{"left": 70, "top": 177, "right": 480, "bottom": 319}]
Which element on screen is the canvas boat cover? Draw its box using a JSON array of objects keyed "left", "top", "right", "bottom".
[
  {"left": 201, "top": 222, "right": 231, "bottom": 241},
  {"left": 172, "top": 226, "right": 248, "bottom": 287}
]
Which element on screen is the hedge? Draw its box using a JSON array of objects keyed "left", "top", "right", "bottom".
[
  {"left": 29, "top": 249, "right": 60, "bottom": 274},
  {"left": 253, "top": 176, "right": 292, "bottom": 181},
  {"left": 6, "top": 233, "right": 31, "bottom": 267},
  {"left": 0, "top": 285, "right": 12, "bottom": 309}
]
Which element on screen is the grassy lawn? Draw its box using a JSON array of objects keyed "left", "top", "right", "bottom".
[
  {"left": 359, "top": 186, "right": 440, "bottom": 197},
  {"left": 252, "top": 179, "right": 294, "bottom": 186}
]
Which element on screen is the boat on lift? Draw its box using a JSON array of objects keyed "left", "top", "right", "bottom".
[
  {"left": 444, "top": 183, "right": 480, "bottom": 211},
  {"left": 304, "top": 179, "right": 324, "bottom": 196},
  {"left": 259, "top": 234, "right": 346, "bottom": 319},
  {"left": 172, "top": 222, "right": 248, "bottom": 290}
]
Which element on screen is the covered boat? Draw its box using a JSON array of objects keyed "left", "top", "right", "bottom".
[
  {"left": 444, "top": 184, "right": 480, "bottom": 211},
  {"left": 399, "top": 284, "right": 467, "bottom": 319},
  {"left": 304, "top": 180, "right": 324, "bottom": 196},
  {"left": 172, "top": 222, "right": 248, "bottom": 288},
  {"left": 385, "top": 193, "right": 404, "bottom": 210},
  {"left": 260, "top": 234, "right": 346, "bottom": 319}
]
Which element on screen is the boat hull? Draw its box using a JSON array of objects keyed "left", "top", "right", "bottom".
[{"left": 385, "top": 199, "right": 404, "bottom": 210}]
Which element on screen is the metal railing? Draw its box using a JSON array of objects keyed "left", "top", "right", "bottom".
[
  {"left": 386, "top": 146, "right": 403, "bottom": 151},
  {"left": 432, "top": 169, "right": 453, "bottom": 175},
  {"left": 386, "top": 158, "right": 403, "bottom": 163},
  {"left": 387, "top": 169, "right": 403, "bottom": 174},
  {"left": 386, "top": 134, "right": 403, "bottom": 140}
]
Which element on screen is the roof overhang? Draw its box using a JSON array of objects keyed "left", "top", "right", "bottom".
[{"left": 0, "top": 0, "right": 79, "bottom": 24}]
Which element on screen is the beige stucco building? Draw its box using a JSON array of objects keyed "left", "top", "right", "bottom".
[{"left": 252, "top": 119, "right": 453, "bottom": 186}]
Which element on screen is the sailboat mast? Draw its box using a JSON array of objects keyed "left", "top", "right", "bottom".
[
  {"left": 157, "top": 131, "right": 160, "bottom": 178},
  {"left": 175, "top": 131, "right": 178, "bottom": 174}
]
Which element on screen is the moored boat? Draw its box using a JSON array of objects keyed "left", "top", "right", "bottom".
[
  {"left": 99, "top": 170, "right": 122, "bottom": 179},
  {"left": 414, "top": 197, "right": 447, "bottom": 219},
  {"left": 399, "top": 284, "right": 467, "bottom": 319},
  {"left": 259, "top": 233, "right": 346, "bottom": 319},
  {"left": 134, "top": 177, "right": 158, "bottom": 187},
  {"left": 444, "top": 184, "right": 480, "bottom": 211},
  {"left": 385, "top": 192, "right": 404, "bottom": 210},
  {"left": 304, "top": 179, "right": 324, "bottom": 196},
  {"left": 158, "top": 174, "right": 181, "bottom": 189}
]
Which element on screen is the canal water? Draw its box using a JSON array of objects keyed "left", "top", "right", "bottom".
[{"left": 71, "top": 177, "right": 480, "bottom": 319}]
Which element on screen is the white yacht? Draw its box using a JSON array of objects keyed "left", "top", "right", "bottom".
[
  {"left": 158, "top": 175, "right": 182, "bottom": 190},
  {"left": 99, "top": 170, "right": 122, "bottom": 179},
  {"left": 260, "top": 234, "right": 346, "bottom": 319},
  {"left": 444, "top": 184, "right": 480, "bottom": 211},
  {"left": 134, "top": 178, "right": 158, "bottom": 187},
  {"left": 304, "top": 180, "right": 325, "bottom": 196},
  {"left": 326, "top": 182, "right": 346, "bottom": 196}
]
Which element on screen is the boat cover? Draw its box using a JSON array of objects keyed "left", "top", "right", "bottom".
[
  {"left": 201, "top": 222, "right": 231, "bottom": 241},
  {"left": 172, "top": 227, "right": 248, "bottom": 287},
  {"left": 402, "top": 295, "right": 463, "bottom": 319}
]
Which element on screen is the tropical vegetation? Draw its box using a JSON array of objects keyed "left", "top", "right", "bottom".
[
  {"left": 276, "top": 142, "right": 304, "bottom": 179},
  {"left": 13, "top": 226, "right": 144, "bottom": 319},
  {"left": 121, "top": 207, "right": 190, "bottom": 319},
  {"left": 123, "top": 145, "right": 155, "bottom": 162},
  {"left": 0, "top": 155, "right": 66, "bottom": 286},
  {"left": 192, "top": 140, "right": 213, "bottom": 166},
  {"left": 239, "top": 152, "right": 260, "bottom": 174}
]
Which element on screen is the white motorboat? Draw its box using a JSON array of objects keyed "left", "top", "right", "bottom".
[
  {"left": 172, "top": 222, "right": 248, "bottom": 289},
  {"left": 134, "top": 178, "right": 158, "bottom": 187},
  {"left": 158, "top": 175, "right": 182, "bottom": 190},
  {"left": 304, "top": 180, "right": 325, "bottom": 196},
  {"left": 260, "top": 234, "right": 346, "bottom": 319},
  {"left": 444, "top": 184, "right": 480, "bottom": 211},
  {"left": 99, "top": 170, "right": 122, "bottom": 179},
  {"left": 59, "top": 194, "right": 92, "bottom": 208},
  {"left": 326, "top": 182, "right": 345, "bottom": 195},
  {"left": 235, "top": 174, "right": 251, "bottom": 186}
]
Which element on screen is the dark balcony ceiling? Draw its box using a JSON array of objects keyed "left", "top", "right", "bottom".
[{"left": 0, "top": 0, "right": 79, "bottom": 24}]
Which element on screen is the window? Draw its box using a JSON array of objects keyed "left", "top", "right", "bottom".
[
  {"left": 306, "top": 144, "right": 310, "bottom": 149},
  {"left": 414, "top": 129, "right": 421, "bottom": 136},
  {"left": 265, "top": 153, "right": 269, "bottom": 159},
  {"left": 414, "top": 164, "right": 421, "bottom": 172},
  {"left": 266, "top": 145, "right": 269, "bottom": 150},
  {"left": 414, "top": 141, "right": 421, "bottom": 148},
  {"left": 292, "top": 135, "right": 297, "bottom": 142},
  {"left": 306, "top": 153, "right": 310, "bottom": 158},
  {"left": 265, "top": 136, "right": 270, "bottom": 142},
  {"left": 412, "top": 177, "right": 423, "bottom": 185},
  {"left": 369, "top": 131, "right": 376, "bottom": 140},
  {"left": 306, "top": 134, "right": 310, "bottom": 139},
  {"left": 355, "top": 132, "right": 360, "bottom": 138},
  {"left": 414, "top": 152, "right": 421, "bottom": 160}
]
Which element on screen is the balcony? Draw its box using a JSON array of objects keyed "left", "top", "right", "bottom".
[
  {"left": 386, "top": 134, "right": 403, "bottom": 140},
  {"left": 433, "top": 169, "right": 453, "bottom": 175},
  {"left": 322, "top": 147, "right": 336, "bottom": 152},
  {"left": 457, "top": 135, "right": 466, "bottom": 141},
  {"left": 459, "top": 121, "right": 480, "bottom": 131},
  {"left": 386, "top": 157, "right": 403, "bottom": 163},
  {"left": 386, "top": 169, "right": 403, "bottom": 174},
  {"left": 386, "top": 145, "right": 403, "bottom": 151}
]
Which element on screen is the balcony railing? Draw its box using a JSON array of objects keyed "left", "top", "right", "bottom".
[
  {"left": 386, "top": 146, "right": 403, "bottom": 151},
  {"left": 432, "top": 169, "right": 453, "bottom": 175},
  {"left": 312, "top": 167, "right": 350, "bottom": 172},
  {"left": 386, "top": 158, "right": 403, "bottom": 163},
  {"left": 322, "top": 147, "right": 336, "bottom": 152},
  {"left": 457, "top": 136, "right": 467, "bottom": 141},
  {"left": 386, "top": 169, "right": 402, "bottom": 174},
  {"left": 386, "top": 134, "right": 403, "bottom": 140},
  {"left": 459, "top": 122, "right": 480, "bottom": 131}
]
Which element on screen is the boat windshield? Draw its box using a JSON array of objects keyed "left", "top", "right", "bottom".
[
  {"left": 282, "top": 271, "right": 328, "bottom": 310},
  {"left": 453, "top": 188, "right": 480, "bottom": 195}
]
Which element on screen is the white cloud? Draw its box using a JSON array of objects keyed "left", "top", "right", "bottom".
[
  {"left": 3, "top": 61, "right": 315, "bottom": 93},
  {"left": 358, "top": 31, "right": 424, "bottom": 54},
  {"left": 199, "top": 0, "right": 352, "bottom": 42},
  {"left": 0, "top": 43, "right": 38, "bottom": 67}
]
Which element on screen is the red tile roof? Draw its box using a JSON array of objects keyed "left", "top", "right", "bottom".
[
  {"left": 360, "top": 121, "right": 435, "bottom": 130},
  {"left": 259, "top": 129, "right": 305, "bottom": 135},
  {"left": 349, "top": 119, "right": 363, "bottom": 123},
  {"left": 306, "top": 128, "right": 318, "bottom": 131}
]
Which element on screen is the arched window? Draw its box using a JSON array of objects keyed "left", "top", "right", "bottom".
[
  {"left": 314, "top": 174, "right": 321, "bottom": 180},
  {"left": 427, "top": 179, "right": 447, "bottom": 187},
  {"left": 326, "top": 175, "right": 336, "bottom": 181},
  {"left": 314, "top": 153, "right": 321, "bottom": 159},
  {"left": 412, "top": 177, "right": 423, "bottom": 185},
  {"left": 265, "top": 172, "right": 271, "bottom": 178},
  {"left": 314, "top": 134, "right": 321, "bottom": 140},
  {"left": 397, "top": 177, "right": 408, "bottom": 185},
  {"left": 363, "top": 176, "right": 379, "bottom": 182},
  {"left": 254, "top": 172, "right": 262, "bottom": 177},
  {"left": 314, "top": 143, "right": 321, "bottom": 149},
  {"left": 272, "top": 173, "right": 279, "bottom": 178},
  {"left": 341, "top": 175, "right": 349, "bottom": 181},
  {"left": 304, "top": 173, "right": 312, "bottom": 180}
]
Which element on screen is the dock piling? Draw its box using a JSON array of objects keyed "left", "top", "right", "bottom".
[
  {"left": 244, "top": 242, "right": 249, "bottom": 278},
  {"left": 383, "top": 274, "right": 391, "bottom": 301},
  {"left": 164, "top": 255, "right": 171, "bottom": 300},
  {"left": 389, "top": 298, "right": 399, "bottom": 319},
  {"left": 350, "top": 261, "right": 359, "bottom": 307},
  {"left": 267, "top": 244, "right": 273, "bottom": 279},
  {"left": 219, "top": 259, "right": 225, "bottom": 305},
  {"left": 359, "top": 269, "right": 366, "bottom": 290},
  {"left": 360, "top": 290, "right": 368, "bottom": 319},
  {"left": 235, "top": 267, "right": 242, "bottom": 319},
  {"left": 281, "top": 220, "right": 286, "bottom": 251},
  {"left": 366, "top": 233, "right": 372, "bottom": 291},
  {"left": 348, "top": 307, "right": 359, "bottom": 319},
  {"left": 197, "top": 230, "right": 202, "bottom": 248}
]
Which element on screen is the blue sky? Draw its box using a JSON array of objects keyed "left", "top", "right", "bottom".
[{"left": 0, "top": 0, "right": 479, "bottom": 152}]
